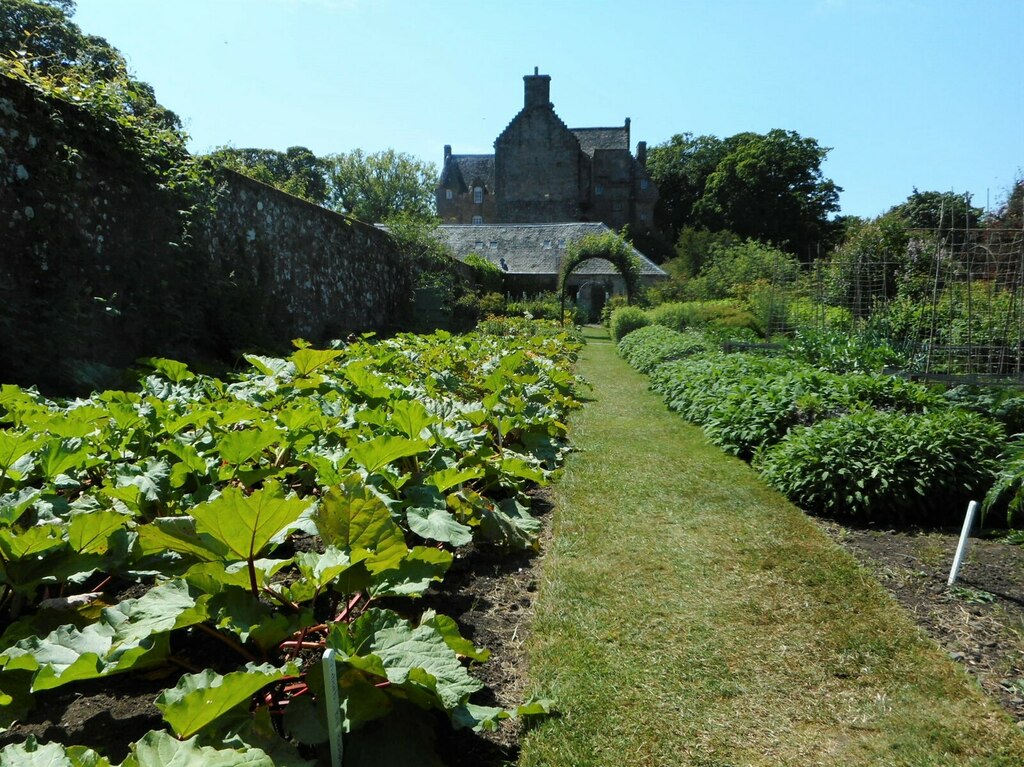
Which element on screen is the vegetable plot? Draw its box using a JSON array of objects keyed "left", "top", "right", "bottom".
[
  {"left": 618, "top": 325, "right": 1004, "bottom": 524},
  {"left": 0, "top": 327, "right": 581, "bottom": 764}
]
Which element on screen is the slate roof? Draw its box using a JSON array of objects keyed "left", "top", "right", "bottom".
[
  {"left": 571, "top": 127, "right": 629, "bottom": 157},
  {"left": 438, "top": 154, "right": 495, "bottom": 194},
  {"left": 435, "top": 222, "right": 666, "bottom": 278}
]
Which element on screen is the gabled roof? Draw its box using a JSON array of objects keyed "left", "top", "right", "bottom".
[
  {"left": 438, "top": 154, "right": 495, "bottom": 194},
  {"left": 571, "top": 127, "right": 629, "bottom": 157},
  {"left": 435, "top": 222, "right": 666, "bottom": 278}
]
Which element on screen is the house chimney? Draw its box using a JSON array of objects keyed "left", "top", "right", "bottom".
[
  {"left": 637, "top": 141, "right": 647, "bottom": 168},
  {"left": 444, "top": 144, "right": 452, "bottom": 162},
  {"left": 625, "top": 117, "right": 631, "bottom": 148},
  {"left": 524, "top": 68, "right": 551, "bottom": 109}
]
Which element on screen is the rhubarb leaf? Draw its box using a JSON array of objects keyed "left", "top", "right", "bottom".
[
  {"left": 349, "top": 435, "right": 428, "bottom": 473},
  {"left": 314, "top": 476, "right": 406, "bottom": 560},
  {"left": 156, "top": 663, "right": 296, "bottom": 739},
  {"left": 406, "top": 504, "right": 472, "bottom": 547},
  {"left": 192, "top": 483, "right": 309, "bottom": 562},
  {"left": 121, "top": 731, "right": 276, "bottom": 767}
]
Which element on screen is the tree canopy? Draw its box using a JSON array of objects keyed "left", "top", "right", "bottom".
[
  {"left": 647, "top": 129, "right": 842, "bottom": 259},
  {"left": 206, "top": 146, "right": 438, "bottom": 223},
  {"left": 206, "top": 146, "right": 330, "bottom": 204},
  {"left": 325, "top": 149, "right": 437, "bottom": 223},
  {"left": 887, "top": 189, "right": 983, "bottom": 236},
  {"left": 1, "top": 0, "right": 181, "bottom": 132}
]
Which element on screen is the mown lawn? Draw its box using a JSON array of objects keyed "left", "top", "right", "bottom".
[{"left": 519, "top": 327, "right": 1024, "bottom": 767}]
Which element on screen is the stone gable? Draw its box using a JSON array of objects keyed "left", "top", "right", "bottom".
[{"left": 435, "top": 71, "right": 658, "bottom": 233}]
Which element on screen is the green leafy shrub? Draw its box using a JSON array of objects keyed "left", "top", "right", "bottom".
[
  {"left": 982, "top": 439, "right": 1024, "bottom": 527},
  {"left": 683, "top": 240, "right": 800, "bottom": 302},
  {"left": 755, "top": 409, "right": 1003, "bottom": 524},
  {"left": 507, "top": 290, "right": 565, "bottom": 319},
  {"left": 478, "top": 291, "right": 506, "bottom": 317},
  {"left": 785, "top": 296, "right": 852, "bottom": 333},
  {"left": 648, "top": 353, "right": 940, "bottom": 459},
  {"left": 944, "top": 385, "right": 1024, "bottom": 435},
  {"left": 600, "top": 295, "right": 630, "bottom": 327},
  {"left": 617, "top": 325, "right": 715, "bottom": 374},
  {"left": 649, "top": 353, "right": 792, "bottom": 424},
  {"left": 787, "top": 328, "right": 905, "bottom": 373},
  {"left": 648, "top": 300, "right": 761, "bottom": 335},
  {"left": 609, "top": 306, "right": 651, "bottom": 342}
]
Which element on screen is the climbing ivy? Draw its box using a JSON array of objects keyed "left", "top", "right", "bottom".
[
  {"left": 558, "top": 230, "right": 641, "bottom": 302},
  {"left": 0, "top": 39, "right": 217, "bottom": 245}
]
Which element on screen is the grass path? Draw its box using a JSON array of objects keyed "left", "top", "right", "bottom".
[{"left": 518, "top": 327, "right": 1024, "bottom": 767}]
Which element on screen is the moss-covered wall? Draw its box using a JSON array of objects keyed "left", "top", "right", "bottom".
[{"left": 0, "top": 75, "right": 411, "bottom": 392}]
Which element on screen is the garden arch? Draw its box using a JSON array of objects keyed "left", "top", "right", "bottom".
[{"left": 558, "top": 231, "right": 642, "bottom": 324}]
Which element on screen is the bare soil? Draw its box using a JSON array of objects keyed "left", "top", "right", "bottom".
[{"left": 816, "top": 519, "right": 1024, "bottom": 724}]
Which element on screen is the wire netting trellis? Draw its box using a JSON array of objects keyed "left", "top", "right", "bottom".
[{"left": 762, "top": 226, "right": 1024, "bottom": 383}]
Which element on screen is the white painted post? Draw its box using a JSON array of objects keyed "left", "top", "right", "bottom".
[
  {"left": 948, "top": 500, "right": 979, "bottom": 586},
  {"left": 322, "top": 648, "right": 344, "bottom": 767}
]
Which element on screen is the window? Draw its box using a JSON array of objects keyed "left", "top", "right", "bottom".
[
  {"left": 640, "top": 179, "right": 649, "bottom": 191},
  {"left": 613, "top": 201, "right": 624, "bottom": 212},
  {"left": 489, "top": 240, "right": 498, "bottom": 249},
  {"left": 595, "top": 184, "right": 604, "bottom": 196},
  {"left": 475, "top": 240, "right": 484, "bottom": 249},
  {"left": 639, "top": 212, "right": 648, "bottom": 222},
  {"left": 472, "top": 216, "right": 483, "bottom": 225},
  {"left": 543, "top": 240, "right": 552, "bottom": 249},
  {"left": 473, "top": 187, "right": 483, "bottom": 204},
  {"left": 445, "top": 189, "right": 453, "bottom": 200},
  {"left": 557, "top": 238, "right": 566, "bottom": 248}
]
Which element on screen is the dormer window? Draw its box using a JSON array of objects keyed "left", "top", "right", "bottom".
[
  {"left": 475, "top": 240, "right": 485, "bottom": 249},
  {"left": 543, "top": 240, "right": 552, "bottom": 249},
  {"left": 472, "top": 216, "right": 483, "bottom": 225},
  {"left": 489, "top": 240, "right": 498, "bottom": 249},
  {"left": 558, "top": 238, "right": 566, "bottom": 248},
  {"left": 473, "top": 187, "right": 483, "bottom": 204},
  {"left": 446, "top": 189, "right": 454, "bottom": 200}
]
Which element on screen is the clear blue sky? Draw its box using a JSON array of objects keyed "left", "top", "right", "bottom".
[{"left": 74, "top": 0, "right": 1022, "bottom": 219}]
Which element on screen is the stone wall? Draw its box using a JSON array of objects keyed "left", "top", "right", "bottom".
[
  {"left": 0, "top": 75, "right": 411, "bottom": 392},
  {"left": 203, "top": 171, "right": 411, "bottom": 352}
]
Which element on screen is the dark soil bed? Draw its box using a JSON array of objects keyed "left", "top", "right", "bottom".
[{"left": 816, "top": 518, "right": 1024, "bottom": 724}]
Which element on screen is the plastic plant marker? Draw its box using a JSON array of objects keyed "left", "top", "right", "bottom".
[
  {"left": 322, "top": 648, "right": 344, "bottom": 767},
  {"left": 948, "top": 500, "right": 979, "bottom": 586}
]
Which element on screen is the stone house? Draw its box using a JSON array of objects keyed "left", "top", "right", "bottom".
[{"left": 436, "top": 70, "right": 658, "bottom": 234}]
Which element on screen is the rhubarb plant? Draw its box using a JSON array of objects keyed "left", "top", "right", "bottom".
[{"left": 0, "top": 325, "right": 580, "bottom": 762}]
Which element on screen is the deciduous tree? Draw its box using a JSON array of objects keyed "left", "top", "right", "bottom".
[
  {"left": 888, "top": 189, "right": 982, "bottom": 237},
  {"left": 648, "top": 129, "right": 841, "bottom": 259},
  {"left": 206, "top": 146, "right": 330, "bottom": 204},
  {"left": 1, "top": 0, "right": 180, "bottom": 131},
  {"left": 695, "top": 130, "right": 841, "bottom": 259},
  {"left": 325, "top": 149, "right": 437, "bottom": 223}
]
